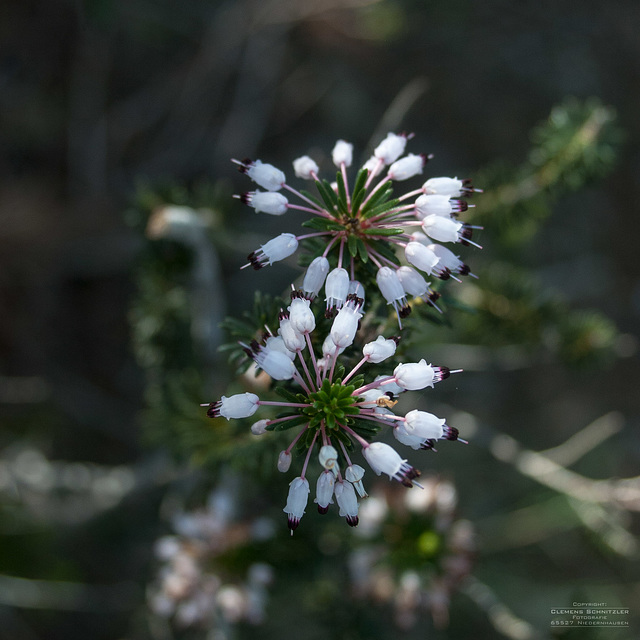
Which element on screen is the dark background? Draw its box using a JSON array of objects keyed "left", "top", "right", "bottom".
[{"left": 1, "top": 0, "right": 639, "bottom": 638}]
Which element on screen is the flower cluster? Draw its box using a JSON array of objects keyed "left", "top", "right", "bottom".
[
  {"left": 148, "top": 486, "right": 274, "bottom": 628},
  {"left": 349, "top": 477, "right": 476, "bottom": 630},
  {"left": 234, "top": 133, "right": 482, "bottom": 325},
  {"left": 204, "top": 292, "right": 465, "bottom": 533}
]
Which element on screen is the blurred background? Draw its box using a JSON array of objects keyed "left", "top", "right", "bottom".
[{"left": 1, "top": 0, "right": 639, "bottom": 638}]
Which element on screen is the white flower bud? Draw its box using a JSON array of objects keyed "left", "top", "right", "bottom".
[
  {"left": 251, "top": 419, "right": 269, "bottom": 435},
  {"left": 246, "top": 160, "right": 285, "bottom": 191},
  {"left": 345, "top": 464, "right": 367, "bottom": 498},
  {"left": 362, "top": 442, "right": 420, "bottom": 486},
  {"left": 318, "top": 445, "right": 338, "bottom": 472},
  {"left": 288, "top": 295, "right": 315, "bottom": 334},
  {"left": 302, "top": 256, "right": 330, "bottom": 299},
  {"left": 363, "top": 335, "right": 397, "bottom": 364},
  {"left": 332, "top": 140, "right": 354, "bottom": 167},
  {"left": 335, "top": 480, "right": 359, "bottom": 526},
  {"left": 421, "top": 215, "right": 463, "bottom": 243},
  {"left": 293, "top": 155, "right": 319, "bottom": 180},
  {"left": 325, "top": 267, "right": 350, "bottom": 312},
  {"left": 404, "top": 409, "right": 446, "bottom": 439},
  {"left": 415, "top": 194, "right": 454, "bottom": 219},
  {"left": 315, "top": 470, "right": 335, "bottom": 513},
  {"left": 374, "top": 132, "right": 407, "bottom": 165},
  {"left": 218, "top": 393, "right": 260, "bottom": 419},
  {"left": 264, "top": 335, "right": 296, "bottom": 360},
  {"left": 283, "top": 477, "right": 310, "bottom": 531},
  {"left": 409, "top": 231, "right": 430, "bottom": 246},
  {"left": 242, "top": 190, "right": 288, "bottom": 215},
  {"left": 330, "top": 298, "right": 363, "bottom": 349},
  {"left": 277, "top": 450, "right": 292, "bottom": 472},
  {"left": 404, "top": 241, "right": 440, "bottom": 275},
  {"left": 422, "top": 176, "right": 464, "bottom": 197},
  {"left": 388, "top": 153, "right": 425, "bottom": 181}
]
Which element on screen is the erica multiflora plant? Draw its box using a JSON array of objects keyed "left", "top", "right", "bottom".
[{"left": 205, "top": 132, "right": 482, "bottom": 532}]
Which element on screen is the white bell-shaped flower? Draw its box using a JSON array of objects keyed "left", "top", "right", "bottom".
[
  {"left": 315, "top": 470, "right": 335, "bottom": 513},
  {"left": 422, "top": 176, "right": 478, "bottom": 198},
  {"left": 376, "top": 266, "right": 410, "bottom": 322},
  {"left": 427, "top": 243, "right": 471, "bottom": 276},
  {"left": 415, "top": 194, "right": 456, "bottom": 219},
  {"left": 210, "top": 393, "right": 260, "bottom": 420},
  {"left": 250, "top": 419, "right": 269, "bottom": 435},
  {"left": 332, "top": 140, "right": 354, "bottom": 167},
  {"left": 330, "top": 297, "right": 363, "bottom": 349},
  {"left": 393, "top": 422, "right": 427, "bottom": 450},
  {"left": 396, "top": 265, "right": 428, "bottom": 297},
  {"left": 394, "top": 359, "right": 450, "bottom": 390},
  {"left": 404, "top": 241, "right": 440, "bottom": 275},
  {"left": 288, "top": 294, "right": 315, "bottom": 334},
  {"left": 335, "top": 480, "right": 359, "bottom": 527},
  {"left": 363, "top": 335, "right": 398, "bottom": 363},
  {"left": 293, "top": 155, "right": 319, "bottom": 180},
  {"left": 302, "top": 256, "right": 330, "bottom": 299},
  {"left": 362, "top": 442, "right": 420, "bottom": 487},
  {"left": 325, "top": 267, "right": 350, "bottom": 313},
  {"left": 277, "top": 450, "right": 292, "bottom": 472},
  {"left": 264, "top": 335, "right": 296, "bottom": 361},
  {"left": 248, "top": 233, "right": 298, "bottom": 269},
  {"left": 388, "top": 153, "right": 425, "bottom": 181},
  {"left": 254, "top": 347, "right": 296, "bottom": 380},
  {"left": 348, "top": 279, "right": 365, "bottom": 302},
  {"left": 362, "top": 155, "right": 383, "bottom": 177},
  {"left": 404, "top": 409, "right": 447, "bottom": 439},
  {"left": 278, "top": 314, "right": 305, "bottom": 352},
  {"left": 243, "top": 159, "right": 285, "bottom": 191},
  {"left": 421, "top": 215, "right": 463, "bottom": 244},
  {"left": 283, "top": 477, "right": 310, "bottom": 531},
  {"left": 241, "top": 190, "right": 288, "bottom": 215},
  {"left": 345, "top": 464, "right": 367, "bottom": 498},
  {"left": 374, "top": 132, "right": 407, "bottom": 165}
]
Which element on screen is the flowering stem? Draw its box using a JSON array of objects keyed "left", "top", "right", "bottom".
[
  {"left": 329, "top": 345, "right": 340, "bottom": 382},
  {"left": 297, "top": 348, "right": 315, "bottom": 390},
  {"left": 353, "top": 375, "right": 395, "bottom": 396},
  {"left": 337, "top": 238, "right": 345, "bottom": 269},
  {"left": 282, "top": 183, "right": 328, "bottom": 215},
  {"left": 338, "top": 439, "right": 353, "bottom": 466},
  {"left": 300, "top": 429, "right": 319, "bottom": 479},
  {"left": 346, "top": 412, "right": 398, "bottom": 427},
  {"left": 342, "top": 356, "right": 369, "bottom": 384},
  {"left": 286, "top": 423, "right": 310, "bottom": 456},
  {"left": 296, "top": 231, "right": 333, "bottom": 241},
  {"left": 397, "top": 187, "right": 423, "bottom": 202},
  {"left": 366, "top": 245, "right": 400, "bottom": 268},
  {"left": 337, "top": 421, "right": 369, "bottom": 448},
  {"left": 292, "top": 370, "right": 312, "bottom": 395},
  {"left": 268, "top": 414, "right": 307, "bottom": 427},
  {"left": 259, "top": 400, "right": 311, "bottom": 408},
  {"left": 361, "top": 174, "right": 389, "bottom": 208},
  {"left": 287, "top": 204, "right": 332, "bottom": 217},
  {"left": 322, "top": 234, "right": 340, "bottom": 258},
  {"left": 363, "top": 159, "right": 385, "bottom": 190},
  {"left": 304, "top": 332, "right": 321, "bottom": 388},
  {"left": 341, "top": 162, "right": 351, "bottom": 211}
]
